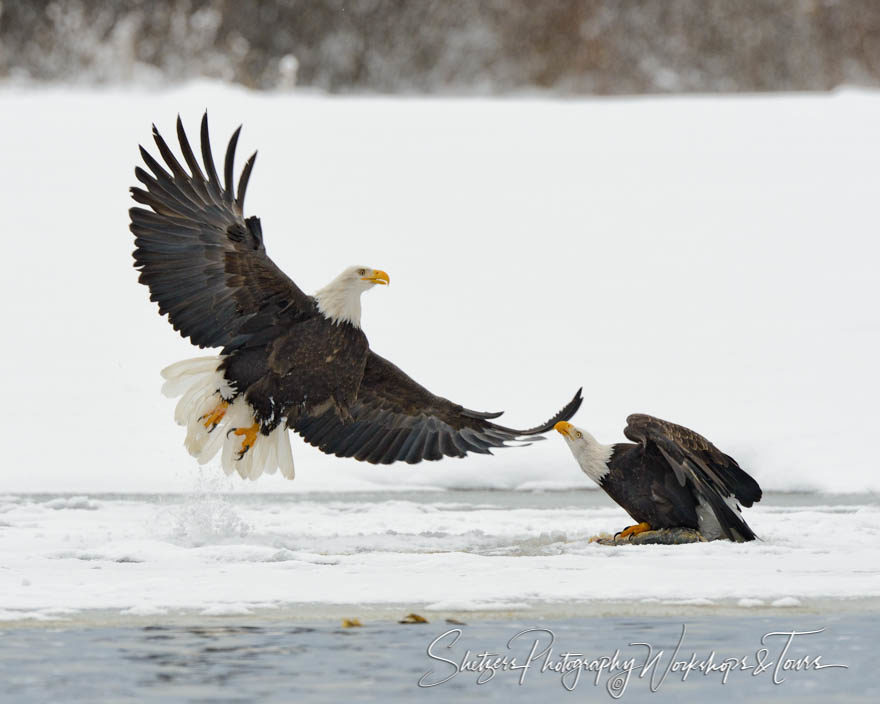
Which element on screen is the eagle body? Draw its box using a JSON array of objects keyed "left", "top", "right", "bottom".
[
  {"left": 598, "top": 443, "right": 704, "bottom": 531},
  {"left": 223, "top": 311, "right": 370, "bottom": 432},
  {"left": 555, "top": 415, "right": 762, "bottom": 542},
  {"left": 129, "top": 114, "right": 582, "bottom": 480}
]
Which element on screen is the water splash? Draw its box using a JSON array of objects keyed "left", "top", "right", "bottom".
[{"left": 164, "top": 469, "right": 251, "bottom": 546}]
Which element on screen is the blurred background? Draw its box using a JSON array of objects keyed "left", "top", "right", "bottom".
[
  {"left": 4, "top": 0, "right": 880, "bottom": 94},
  {"left": 1, "top": 1, "right": 878, "bottom": 494}
]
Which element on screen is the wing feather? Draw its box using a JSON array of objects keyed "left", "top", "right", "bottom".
[
  {"left": 292, "top": 351, "right": 582, "bottom": 465},
  {"left": 198, "top": 115, "right": 223, "bottom": 199},
  {"left": 223, "top": 126, "right": 242, "bottom": 201},
  {"left": 624, "top": 414, "right": 762, "bottom": 542},
  {"left": 130, "top": 113, "right": 313, "bottom": 351}
]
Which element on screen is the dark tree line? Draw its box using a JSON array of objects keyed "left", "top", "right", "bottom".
[{"left": 3, "top": 0, "right": 880, "bottom": 93}]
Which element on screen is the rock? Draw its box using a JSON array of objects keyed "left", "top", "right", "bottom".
[
  {"left": 399, "top": 613, "right": 429, "bottom": 624},
  {"left": 592, "top": 527, "right": 706, "bottom": 545}
]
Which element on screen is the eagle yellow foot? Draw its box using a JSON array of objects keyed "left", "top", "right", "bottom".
[
  {"left": 616, "top": 522, "right": 652, "bottom": 540},
  {"left": 231, "top": 422, "right": 260, "bottom": 459},
  {"left": 200, "top": 399, "right": 229, "bottom": 431}
]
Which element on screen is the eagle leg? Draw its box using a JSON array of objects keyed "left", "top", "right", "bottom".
[
  {"left": 200, "top": 399, "right": 229, "bottom": 432},
  {"left": 615, "top": 522, "right": 652, "bottom": 540},
  {"left": 231, "top": 422, "right": 260, "bottom": 459}
]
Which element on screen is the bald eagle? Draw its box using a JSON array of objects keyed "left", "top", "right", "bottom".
[
  {"left": 129, "top": 114, "right": 582, "bottom": 480},
  {"left": 554, "top": 415, "right": 761, "bottom": 542}
]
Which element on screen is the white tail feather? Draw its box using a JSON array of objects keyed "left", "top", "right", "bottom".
[
  {"left": 179, "top": 379, "right": 220, "bottom": 430},
  {"left": 277, "top": 429, "right": 295, "bottom": 479},
  {"left": 263, "top": 432, "right": 278, "bottom": 476},
  {"left": 249, "top": 436, "right": 268, "bottom": 481},
  {"left": 162, "top": 371, "right": 213, "bottom": 400},
  {"left": 161, "top": 356, "right": 221, "bottom": 380},
  {"left": 162, "top": 356, "right": 296, "bottom": 481}
]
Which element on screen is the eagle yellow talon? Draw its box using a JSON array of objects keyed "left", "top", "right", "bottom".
[
  {"left": 200, "top": 399, "right": 229, "bottom": 431},
  {"left": 232, "top": 422, "right": 260, "bottom": 459},
  {"left": 616, "top": 522, "right": 652, "bottom": 540}
]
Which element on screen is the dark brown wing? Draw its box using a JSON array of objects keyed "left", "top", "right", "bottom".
[
  {"left": 292, "top": 352, "right": 583, "bottom": 464},
  {"left": 129, "top": 113, "right": 313, "bottom": 352},
  {"left": 624, "top": 413, "right": 762, "bottom": 541}
]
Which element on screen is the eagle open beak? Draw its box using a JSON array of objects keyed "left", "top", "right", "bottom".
[
  {"left": 363, "top": 269, "right": 390, "bottom": 285},
  {"left": 554, "top": 421, "right": 573, "bottom": 437}
]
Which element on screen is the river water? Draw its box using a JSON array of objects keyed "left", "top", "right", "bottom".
[{"left": 1, "top": 612, "right": 874, "bottom": 702}]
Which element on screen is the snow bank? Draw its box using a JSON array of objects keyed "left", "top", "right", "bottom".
[
  {"left": 1, "top": 82, "right": 878, "bottom": 493},
  {"left": 0, "top": 494, "right": 877, "bottom": 617}
]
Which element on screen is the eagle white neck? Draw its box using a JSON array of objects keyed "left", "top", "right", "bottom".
[
  {"left": 314, "top": 278, "right": 363, "bottom": 327},
  {"left": 569, "top": 431, "right": 613, "bottom": 485}
]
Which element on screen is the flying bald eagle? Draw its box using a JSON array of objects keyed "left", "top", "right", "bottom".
[
  {"left": 129, "top": 114, "right": 582, "bottom": 480},
  {"left": 554, "top": 415, "right": 761, "bottom": 542}
]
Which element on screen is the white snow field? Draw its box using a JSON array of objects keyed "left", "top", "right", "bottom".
[
  {"left": 0, "top": 83, "right": 879, "bottom": 621},
  {"left": 0, "top": 83, "right": 878, "bottom": 495},
  {"left": 0, "top": 491, "right": 878, "bottom": 621}
]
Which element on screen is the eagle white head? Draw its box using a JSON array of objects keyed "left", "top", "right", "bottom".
[
  {"left": 314, "top": 265, "right": 390, "bottom": 327},
  {"left": 554, "top": 420, "right": 613, "bottom": 484}
]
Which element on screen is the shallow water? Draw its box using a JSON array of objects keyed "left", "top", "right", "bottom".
[{"left": 1, "top": 614, "right": 873, "bottom": 702}]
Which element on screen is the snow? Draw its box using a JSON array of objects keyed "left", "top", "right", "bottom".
[
  {"left": 736, "top": 598, "right": 765, "bottom": 607},
  {"left": 41, "top": 496, "right": 101, "bottom": 511},
  {"left": 0, "top": 493, "right": 877, "bottom": 619},
  {"left": 424, "top": 600, "right": 532, "bottom": 612},
  {"left": 770, "top": 597, "right": 802, "bottom": 607},
  {"left": 199, "top": 604, "right": 255, "bottom": 616},
  {"left": 0, "top": 82, "right": 878, "bottom": 496}
]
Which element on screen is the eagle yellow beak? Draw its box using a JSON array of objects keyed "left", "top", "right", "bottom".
[
  {"left": 554, "top": 421, "right": 573, "bottom": 437},
  {"left": 363, "top": 269, "right": 390, "bottom": 285}
]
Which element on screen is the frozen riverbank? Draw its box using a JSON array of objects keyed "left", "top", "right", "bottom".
[{"left": 1, "top": 491, "right": 877, "bottom": 622}]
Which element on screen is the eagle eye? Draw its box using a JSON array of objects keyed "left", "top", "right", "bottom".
[
  {"left": 576, "top": 431, "right": 583, "bottom": 438},
  {"left": 357, "top": 268, "right": 366, "bottom": 276}
]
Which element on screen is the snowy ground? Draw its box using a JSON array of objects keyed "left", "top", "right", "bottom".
[
  {"left": 1, "top": 491, "right": 878, "bottom": 621},
  {"left": 1, "top": 83, "right": 879, "bottom": 495}
]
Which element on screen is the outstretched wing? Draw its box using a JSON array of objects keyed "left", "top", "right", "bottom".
[
  {"left": 292, "top": 352, "right": 583, "bottom": 464},
  {"left": 624, "top": 414, "right": 762, "bottom": 542},
  {"left": 129, "top": 113, "right": 313, "bottom": 352}
]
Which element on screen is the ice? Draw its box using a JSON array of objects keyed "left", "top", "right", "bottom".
[
  {"left": 0, "top": 493, "right": 877, "bottom": 619},
  {"left": 0, "top": 83, "right": 878, "bottom": 495},
  {"left": 42, "top": 497, "right": 100, "bottom": 511},
  {"left": 770, "top": 597, "right": 802, "bottom": 607},
  {"left": 120, "top": 604, "right": 168, "bottom": 616},
  {"left": 736, "top": 598, "right": 765, "bottom": 607},
  {"left": 424, "top": 600, "right": 532, "bottom": 612},
  {"left": 199, "top": 604, "right": 255, "bottom": 616}
]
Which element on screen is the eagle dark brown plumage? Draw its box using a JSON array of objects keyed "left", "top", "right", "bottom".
[
  {"left": 556, "top": 415, "right": 761, "bottom": 542},
  {"left": 130, "top": 114, "right": 582, "bottom": 479}
]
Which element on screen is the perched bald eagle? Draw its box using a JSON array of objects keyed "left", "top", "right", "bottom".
[
  {"left": 554, "top": 415, "right": 761, "bottom": 542},
  {"left": 129, "top": 114, "right": 582, "bottom": 480}
]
